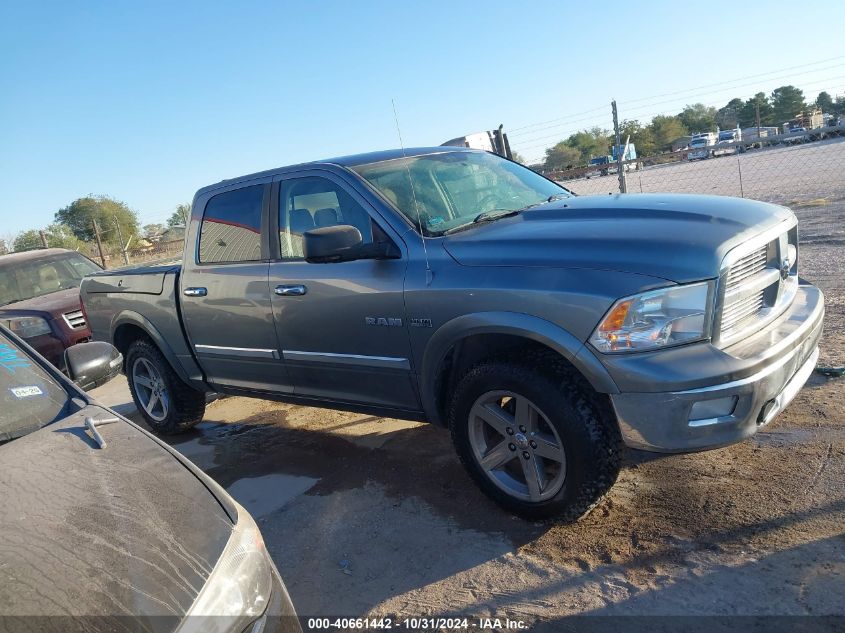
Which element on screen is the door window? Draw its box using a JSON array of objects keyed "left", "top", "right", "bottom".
[
  {"left": 199, "top": 185, "right": 264, "bottom": 263},
  {"left": 278, "top": 177, "right": 374, "bottom": 260}
]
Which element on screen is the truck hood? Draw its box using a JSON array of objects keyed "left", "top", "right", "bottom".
[
  {"left": 0, "top": 405, "right": 232, "bottom": 627},
  {"left": 0, "top": 287, "right": 82, "bottom": 316},
  {"left": 442, "top": 193, "right": 794, "bottom": 283}
]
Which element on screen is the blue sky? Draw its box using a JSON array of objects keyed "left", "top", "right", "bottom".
[{"left": 1, "top": 0, "right": 842, "bottom": 235}]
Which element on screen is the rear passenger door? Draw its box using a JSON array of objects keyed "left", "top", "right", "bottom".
[
  {"left": 180, "top": 181, "right": 294, "bottom": 394},
  {"left": 268, "top": 170, "right": 419, "bottom": 411}
]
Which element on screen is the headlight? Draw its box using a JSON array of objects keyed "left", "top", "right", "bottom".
[
  {"left": 590, "top": 281, "right": 714, "bottom": 353},
  {"left": 3, "top": 316, "right": 52, "bottom": 339},
  {"left": 178, "top": 503, "right": 273, "bottom": 633}
]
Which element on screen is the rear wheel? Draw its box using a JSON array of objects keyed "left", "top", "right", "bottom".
[
  {"left": 449, "top": 359, "right": 622, "bottom": 521},
  {"left": 126, "top": 339, "right": 206, "bottom": 434}
]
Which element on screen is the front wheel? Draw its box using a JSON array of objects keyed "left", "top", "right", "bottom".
[
  {"left": 126, "top": 339, "right": 206, "bottom": 434},
  {"left": 449, "top": 359, "right": 622, "bottom": 521}
]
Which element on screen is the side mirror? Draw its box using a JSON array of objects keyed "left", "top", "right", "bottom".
[
  {"left": 304, "top": 225, "right": 399, "bottom": 263},
  {"left": 64, "top": 342, "right": 123, "bottom": 391}
]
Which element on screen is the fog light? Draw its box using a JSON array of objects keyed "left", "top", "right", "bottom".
[{"left": 689, "top": 396, "right": 738, "bottom": 422}]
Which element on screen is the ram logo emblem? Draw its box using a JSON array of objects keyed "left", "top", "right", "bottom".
[{"left": 365, "top": 317, "right": 403, "bottom": 327}]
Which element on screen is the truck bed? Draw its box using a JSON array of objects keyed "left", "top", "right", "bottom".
[{"left": 80, "top": 262, "right": 206, "bottom": 388}]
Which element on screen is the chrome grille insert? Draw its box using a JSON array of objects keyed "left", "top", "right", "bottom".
[
  {"left": 725, "top": 247, "right": 767, "bottom": 291},
  {"left": 716, "top": 224, "right": 798, "bottom": 346},
  {"left": 720, "top": 289, "right": 765, "bottom": 331},
  {"left": 63, "top": 309, "right": 87, "bottom": 329}
]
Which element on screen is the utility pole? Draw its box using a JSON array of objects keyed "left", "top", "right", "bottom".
[
  {"left": 38, "top": 230, "right": 49, "bottom": 248},
  {"left": 755, "top": 97, "right": 762, "bottom": 141},
  {"left": 113, "top": 217, "right": 130, "bottom": 265},
  {"left": 92, "top": 219, "right": 107, "bottom": 269},
  {"left": 612, "top": 100, "right": 627, "bottom": 193}
]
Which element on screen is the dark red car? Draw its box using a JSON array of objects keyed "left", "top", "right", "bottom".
[{"left": 0, "top": 248, "right": 101, "bottom": 368}]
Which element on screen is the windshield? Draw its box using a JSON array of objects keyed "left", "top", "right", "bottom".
[
  {"left": 0, "top": 252, "right": 100, "bottom": 307},
  {"left": 690, "top": 139, "right": 708, "bottom": 147},
  {"left": 353, "top": 151, "right": 569, "bottom": 236},
  {"left": 0, "top": 330, "right": 71, "bottom": 443}
]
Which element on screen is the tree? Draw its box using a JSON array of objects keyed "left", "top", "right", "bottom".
[
  {"left": 54, "top": 195, "right": 139, "bottom": 247},
  {"left": 0, "top": 239, "right": 7, "bottom": 256},
  {"left": 815, "top": 91, "right": 834, "bottom": 113},
  {"left": 167, "top": 203, "right": 191, "bottom": 228},
  {"left": 619, "top": 119, "right": 656, "bottom": 157},
  {"left": 510, "top": 151, "right": 525, "bottom": 164},
  {"left": 716, "top": 98, "right": 744, "bottom": 129},
  {"left": 770, "top": 85, "right": 806, "bottom": 125},
  {"left": 12, "top": 230, "right": 42, "bottom": 252},
  {"left": 543, "top": 143, "right": 581, "bottom": 171},
  {"left": 143, "top": 223, "right": 165, "bottom": 238},
  {"left": 567, "top": 127, "right": 612, "bottom": 163},
  {"left": 739, "top": 93, "right": 774, "bottom": 128},
  {"left": 678, "top": 103, "right": 718, "bottom": 134},
  {"left": 12, "top": 224, "right": 83, "bottom": 252},
  {"left": 648, "top": 115, "right": 688, "bottom": 152}
]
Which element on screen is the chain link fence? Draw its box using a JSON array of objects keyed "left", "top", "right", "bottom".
[
  {"left": 544, "top": 125, "right": 845, "bottom": 212},
  {"left": 82, "top": 237, "right": 184, "bottom": 269}
]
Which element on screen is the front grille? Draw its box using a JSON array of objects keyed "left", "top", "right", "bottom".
[
  {"left": 716, "top": 227, "right": 798, "bottom": 345},
  {"left": 63, "top": 309, "right": 87, "bottom": 329},
  {"left": 720, "top": 289, "right": 765, "bottom": 332},
  {"left": 724, "top": 247, "right": 767, "bottom": 292}
]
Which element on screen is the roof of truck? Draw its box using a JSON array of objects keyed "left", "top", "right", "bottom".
[{"left": 195, "top": 146, "right": 477, "bottom": 197}]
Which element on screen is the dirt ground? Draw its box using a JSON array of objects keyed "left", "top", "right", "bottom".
[{"left": 91, "top": 174, "right": 844, "bottom": 630}]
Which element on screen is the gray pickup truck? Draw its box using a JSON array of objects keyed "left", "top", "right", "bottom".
[{"left": 81, "top": 147, "right": 824, "bottom": 520}]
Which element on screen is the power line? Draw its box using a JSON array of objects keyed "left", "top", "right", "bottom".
[
  {"left": 511, "top": 75, "right": 845, "bottom": 159},
  {"left": 618, "top": 55, "right": 845, "bottom": 107},
  {"left": 508, "top": 56, "right": 845, "bottom": 147},
  {"left": 618, "top": 70, "right": 845, "bottom": 120},
  {"left": 509, "top": 103, "right": 609, "bottom": 133}
]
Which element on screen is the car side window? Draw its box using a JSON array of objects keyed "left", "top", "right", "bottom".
[
  {"left": 278, "top": 177, "right": 374, "bottom": 260},
  {"left": 199, "top": 185, "right": 263, "bottom": 263}
]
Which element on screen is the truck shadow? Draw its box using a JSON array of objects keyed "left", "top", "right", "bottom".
[
  {"left": 149, "top": 398, "right": 842, "bottom": 620},
  {"left": 164, "top": 407, "right": 549, "bottom": 544}
]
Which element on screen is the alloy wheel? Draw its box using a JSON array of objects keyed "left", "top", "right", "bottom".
[
  {"left": 132, "top": 357, "right": 170, "bottom": 422},
  {"left": 468, "top": 390, "right": 567, "bottom": 502}
]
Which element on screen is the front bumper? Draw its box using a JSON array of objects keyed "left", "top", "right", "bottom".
[{"left": 608, "top": 284, "right": 824, "bottom": 452}]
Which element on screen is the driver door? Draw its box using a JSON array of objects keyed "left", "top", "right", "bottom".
[{"left": 268, "top": 171, "right": 418, "bottom": 411}]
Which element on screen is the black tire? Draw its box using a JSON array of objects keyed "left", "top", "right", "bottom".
[
  {"left": 125, "top": 338, "right": 206, "bottom": 434},
  {"left": 449, "top": 358, "right": 622, "bottom": 521}
]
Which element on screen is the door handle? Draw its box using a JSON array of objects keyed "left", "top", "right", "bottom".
[
  {"left": 183, "top": 287, "right": 208, "bottom": 297},
  {"left": 274, "top": 284, "right": 307, "bottom": 296}
]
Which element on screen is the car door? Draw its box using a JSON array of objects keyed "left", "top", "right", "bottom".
[
  {"left": 268, "top": 170, "right": 418, "bottom": 410},
  {"left": 180, "top": 180, "right": 294, "bottom": 394}
]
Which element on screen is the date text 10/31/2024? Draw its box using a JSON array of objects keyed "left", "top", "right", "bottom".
[{"left": 305, "top": 617, "right": 529, "bottom": 631}]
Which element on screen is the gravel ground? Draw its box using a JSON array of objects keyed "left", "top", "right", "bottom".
[{"left": 91, "top": 152, "right": 845, "bottom": 629}]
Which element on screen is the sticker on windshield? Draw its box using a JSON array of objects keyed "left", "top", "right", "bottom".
[
  {"left": 0, "top": 343, "right": 32, "bottom": 374},
  {"left": 428, "top": 217, "right": 444, "bottom": 227},
  {"left": 10, "top": 385, "right": 43, "bottom": 398}
]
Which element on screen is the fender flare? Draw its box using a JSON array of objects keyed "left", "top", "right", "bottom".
[
  {"left": 109, "top": 310, "right": 204, "bottom": 388},
  {"left": 419, "top": 311, "right": 618, "bottom": 426}
]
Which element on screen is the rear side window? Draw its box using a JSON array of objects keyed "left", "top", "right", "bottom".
[{"left": 199, "top": 185, "right": 264, "bottom": 263}]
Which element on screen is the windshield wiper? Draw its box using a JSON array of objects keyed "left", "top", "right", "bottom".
[
  {"left": 519, "top": 193, "right": 572, "bottom": 212},
  {"left": 473, "top": 208, "right": 522, "bottom": 223},
  {"left": 443, "top": 209, "right": 522, "bottom": 235}
]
